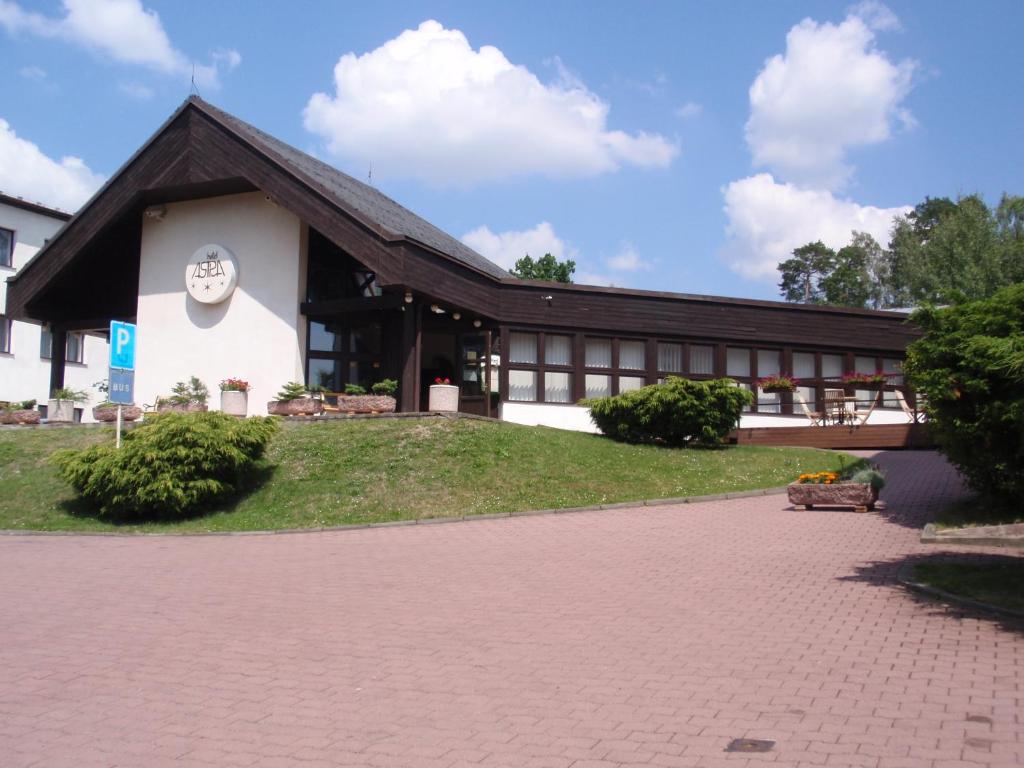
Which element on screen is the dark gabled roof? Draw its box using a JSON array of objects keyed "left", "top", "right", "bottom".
[
  {"left": 0, "top": 191, "right": 73, "bottom": 221},
  {"left": 192, "top": 98, "right": 510, "bottom": 280}
]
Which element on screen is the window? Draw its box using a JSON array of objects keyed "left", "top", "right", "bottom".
[
  {"left": 307, "top": 319, "right": 384, "bottom": 390},
  {"left": 821, "top": 354, "right": 843, "bottom": 380},
  {"left": 544, "top": 335, "right": 572, "bottom": 366},
  {"left": 756, "top": 349, "right": 780, "bottom": 378},
  {"left": 509, "top": 332, "right": 538, "bottom": 364},
  {"left": 657, "top": 342, "right": 682, "bottom": 373},
  {"left": 585, "top": 374, "right": 612, "bottom": 398},
  {"left": 690, "top": 345, "right": 714, "bottom": 375},
  {"left": 882, "top": 358, "right": 903, "bottom": 385},
  {"left": 66, "top": 332, "right": 84, "bottom": 364},
  {"left": 795, "top": 385, "right": 817, "bottom": 411},
  {"left": 619, "top": 376, "right": 645, "bottom": 392},
  {"left": 726, "top": 347, "right": 750, "bottom": 377},
  {"left": 544, "top": 371, "right": 572, "bottom": 403},
  {"left": 618, "top": 340, "right": 645, "bottom": 370},
  {"left": 508, "top": 370, "right": 537, "bottom": 402},
  {"left": 855, "top": 355, "right": 876, "bottom": 374},
  {"left": 0, "top": 228, "right": 12, "bottom": 268},
  {"left": 793, "top": 352, "right": 816, "bottom": 379},
  {"left": 757, "top": 389, "right": 781, "bottom": 414},
  {"left": 40, "top": 327, "right": 52, "bottom": 359},
  {"left": 0, "top": 316, "right": 10, "bottom": 354},
  {"left": 585, "top": 338, "right": 612, "bottom": 368}
]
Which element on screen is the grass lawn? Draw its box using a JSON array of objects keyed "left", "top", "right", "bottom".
[
  {"left": 913, "top": 560, "right": 1024, "bottom": 614},
  {"left": 934, "top": 496, "right": 1024, "bottom": 530},
  {"left": 0, "top": 416, "right": 862, "bottom": 533}
]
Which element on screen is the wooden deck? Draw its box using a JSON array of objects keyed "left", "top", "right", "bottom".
[{"left": 732, "top": 423, "right": 932, "bottom": 449}]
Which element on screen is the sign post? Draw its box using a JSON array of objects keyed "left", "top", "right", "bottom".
[{"left": 109, "top": 321, "right": 136, "bottom": 449}]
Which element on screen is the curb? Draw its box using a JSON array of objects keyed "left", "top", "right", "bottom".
[
  {"left": 896, "top": 561, "right": 1024, "bottom": 620},
  {"left": 921, "top": 522, "right": 1024, "bottom": 549},
  {"left": 0, "top": 486, "right": 788, "bottom": 539}
]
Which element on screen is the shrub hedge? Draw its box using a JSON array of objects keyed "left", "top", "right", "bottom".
[
  {"left": 52, "top": 412, "right": 278, "bottom": 519},
  {"left": 585, "top": 376, "right": 753, "bottom": 447},
  {"left": 904, "top": 283, "right": 1024, "bottom": 503}
]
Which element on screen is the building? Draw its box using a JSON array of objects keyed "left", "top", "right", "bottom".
[
  {"left": 5, "top": 97, "right": 918, "bottom": 433},
  {"left": 1, "top": 192, "right": 109, "bottom": 421}
]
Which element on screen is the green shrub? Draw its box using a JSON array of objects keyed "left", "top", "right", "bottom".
[
  {"left": 850, "top": 467, "right": 886, "bottom": 491},
  {"left": 904, "top": 283, "right": 1024, "bottom": 503},
  {"left": 51, "top": 412, "right": 278, "bottom": 519},
  {"left": 344, "top": 383, "right": 367, "bottom": 395},
  {"left": 371, "top": 379, "right": 398, "bottom": 396},
  {"left": 51, "top": 387, "right": 90, "bottom": 402},
  {"left": 585, "top": 376, "right": 753, "bottom": 447},
  {"left": 168, "top": 376, "right": 209, "bottom": 406},
  {"left": 275, "top": 381, "right": 309, "bottom": 401}
]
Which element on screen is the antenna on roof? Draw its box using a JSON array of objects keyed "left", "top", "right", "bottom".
[
  {"left": 368, "top": 161, "right": 373, "bottom": 186},
  {"left": 190, "top": 63, "right": 201, "bottom": 98}
]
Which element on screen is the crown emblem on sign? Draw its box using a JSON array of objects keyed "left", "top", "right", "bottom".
[{"left": 207, "top": 250, "right": 219, "bottom": 259}]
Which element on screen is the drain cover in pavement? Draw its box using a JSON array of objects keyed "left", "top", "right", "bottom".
[{"left": 725, "top": 738, "right": 775, "bottom": 753}]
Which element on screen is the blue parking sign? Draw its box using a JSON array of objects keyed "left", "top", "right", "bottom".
[{"left": 109, "top": 321, "right": 136, "bottom": 370}]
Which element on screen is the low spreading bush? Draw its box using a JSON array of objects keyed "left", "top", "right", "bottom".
[
  {"left": 52, "top": 412, "right": 278, "bottom": 519},
  {"left": 585, "top": 376, "right": 753, "bottom": 447}
]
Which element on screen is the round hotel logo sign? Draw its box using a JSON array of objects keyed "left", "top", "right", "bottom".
[{"left": 186, "top": 244, "right": 238, "bottom": 304}]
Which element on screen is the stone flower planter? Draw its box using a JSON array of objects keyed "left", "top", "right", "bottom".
[
  {"left": 788, "top": 482, "right": 878, "bottom": 513},
  {"left": 93, "top": 404, "right": 143, "bottom": 422},
  {"left": 47, "top": 399, "right": 77, "bottom": 423},
  {"left": 334, "top": 394, "right": 397, "bottom": 414},
  {"left": 13, "top": 409, "right": 40, "bottom": 425},
  {"left": 220, "top": 390, "right": 248, "bottom": 417},
  {"left": 428, "top": 384, "right": 459, "bottom": 412},
  {"left": 267, "top": 397, "right": 324, "bottom": 416},
  {"left": 156, "top": 402, "right": 209, "bottom": 414}
]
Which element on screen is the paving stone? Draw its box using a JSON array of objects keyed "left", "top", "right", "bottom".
[{"left": 0, "top": 451, "right": 1021, "bottom": 767}]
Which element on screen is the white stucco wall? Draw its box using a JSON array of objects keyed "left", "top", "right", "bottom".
[
  {"left": 136, "top": 192, "right": 305, "bottom": 416},
  {"left": 499, "top": 401, "right": 911, "bottom": 434},
  {"left": 1, "top": 201, "right": 109, "bottom": 420}
]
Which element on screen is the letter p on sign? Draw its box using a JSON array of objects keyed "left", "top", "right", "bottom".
[{"left": 109, "top": 321, "right": 136, "bottom": 371}]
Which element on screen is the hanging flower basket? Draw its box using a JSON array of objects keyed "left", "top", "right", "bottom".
[
  {"left": 757, "top": 374, "right": 798, "bottom": 393},
  {"left": 841, "top": 372, "right": 889, "bottom": 389}
]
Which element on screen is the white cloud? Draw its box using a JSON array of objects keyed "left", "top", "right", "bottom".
[
  {"left": 461, "top": 221, "right": 572, "bottom": 270},
  {"left": 118, "top": 81, "right": 154, "bottom": 100},
  {"left": 606, "top": 242, "right": 650, "bottom": 272},
  {"left": 18, "top": 64, "right": 46, "bottom": 80},
  {"left": 848, "top": 0, "right": 901, "bottom": 31},
  {"left": 304, "top": 20, "right": 678, "bottom": 185},
  {"left": 720, "top": 173, "right": 909, "bottom": 279},
  {"left": 675, "top": 102, "right": 702, "bottom": 119},
  {"left": 0, "top": 0, "right": 240, "bottom": 89},
  {"left": 745, "top": 4, "right": 915, "bottom": 190},
  {"left": 0, "top": 118, "right": 106, "bottom": 211}
]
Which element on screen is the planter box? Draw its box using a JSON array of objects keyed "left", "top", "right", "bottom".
[
  {"left": 156, "top": 403, "right": 209, "bottom": 413},
  {"left": 334, "top": 395, "right": 396, "bottom": 414},
  {"left": 13, "top": 409, "right": 40, "bottom": 425},
  {"left": 220, "top": 390, "right": 248, "bottom": 417},
  {"left": 787, "top": 482, "right": 878, "bottom": 512},
  {"left": 428, "top": 384, "right": 459, "bottom": 412},
  {"left": 93, "top": 405, "right": 143, "bottom": 422},
  {"left": 267, "top": 397, "right": 324, "bottom": 416},
  {"left": 47, "top": 399, "right": 77, "bottom": 423}
]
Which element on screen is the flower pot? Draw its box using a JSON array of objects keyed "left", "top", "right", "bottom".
[
  {"left": 267, "top": 397, "right": 324, "bottom": 416},
  {"left": 47, "top": 399, "right": 76, "bottom": 423},
  {"left": 787, "top": 482, "right": 878, "bottom": 512},
  {"left": 92, "top": 405, "right": 142, "bottom": 422},
  {"left": 428, "top": 384, "right": 459, "bottom": 412},
  {"left": 220, "top": 390, "right": 248, "bottom": 417},
  {"left": 760, "top": 385, "right": 795, "bottom": 394},
  {"left": 13, "top": 409, "right": 40, "bottom": 425},
  {"left": 334, "top": 395, "right": 397, "bottom": 414},
  {"left": 156, "top": 402, "right": 208, "bottom": 413}
]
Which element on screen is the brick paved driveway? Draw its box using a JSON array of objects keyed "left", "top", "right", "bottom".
[{"left": 1, "top": 450, "right": 1021, "bottom": 768}]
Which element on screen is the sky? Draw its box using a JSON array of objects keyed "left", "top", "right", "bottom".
[{"left": 2, "top": 0, "right": 1022, "bottom": 300}]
